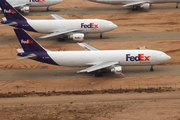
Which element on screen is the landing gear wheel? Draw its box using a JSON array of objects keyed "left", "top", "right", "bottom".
[
  {"left": 58, "top": 37, "right": 65, "bottom": 42},
  {"left": 100, "top": 34, "right": 103, "bottom": 39},
  {"left": 95, "top": 72, "right": 99, "bottom": 77},
  {"left": 150, "top": 66, "right": 154, "bottom": 72},
  {"left": 176, "top": 3, "right": 179, "bottom": 8},
  {"left": 132, "top": 6, "right": 138, "bottom": 11},
  {"left": 95, "top": 72, "right": 103, "bottom": 77},
  {"left": 46, "top": 6, "right": 49, "bottom": 11}
]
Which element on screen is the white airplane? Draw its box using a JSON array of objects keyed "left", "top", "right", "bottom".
[
  {"left": 85, "top": 0, "right": 180, "bottom": 11},
  {"left": 0, "top": 0, "right": 62, "bottom": 12},
  {"left": 14, "top": 28, "right": 171, "bottom": 77},
  {"left": 0, "top": 0, "right": 117, "bottom": 41}
]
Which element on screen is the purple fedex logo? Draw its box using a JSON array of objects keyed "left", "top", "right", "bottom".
[
  {"left": 81, "top": 23, "right": 98, "bottom": 28},
  {"left": 4, "top": 9, "right": 15, "bottom": 14},
  {"left": 21, "top": 39, "right": 33, "bottom": 44},
  {"left": 29, "top": 0, "right": 45, "bottom": 2},
  {"left": 126, "top": 54, "right": 150, "bottom": 61}
]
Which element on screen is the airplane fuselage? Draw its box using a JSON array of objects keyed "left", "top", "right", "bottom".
[
  {"left": 12, "top": 19, "right": 117, "bottom": 34},
  {"left": 6, "top": 0, "right": 62, "bottom": 7},
  {"left": 90, "top": 0, "right": 180, "bottom": 5},
  {"left": 30, "top": 50, "right": 171, "bottom": 67}
]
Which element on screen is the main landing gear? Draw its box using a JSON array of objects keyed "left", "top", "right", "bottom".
[
  {"left": 176, "top": 3, "right": 179, "bottom": 8},
  {"left": 132, "top": 6, "right": 138, "bottom": 11},
  {"left": 150, "top": 65, "right": 154, "bottom": 72},
  {"left": 95, "top": 71, "right": 103, "bottom": 77},
  {"left": 58, "top": 35, "right": 65, "bottom": 42},
  {"left": 100, "top": 33, "right": 103, "bottom": 39}
]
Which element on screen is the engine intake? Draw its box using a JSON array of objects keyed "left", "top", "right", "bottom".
[
  {"left": 111, "top": 66, "right": 122, "bottom": 74},
  {"left": 69, "top": 33, "right": 84, "bottom": 41},
  {"left": 20, "top": 6, "right": 30, "bottom": 13},
  {"left": 140, "top": 3, "right": 150, "bottom": 9}
]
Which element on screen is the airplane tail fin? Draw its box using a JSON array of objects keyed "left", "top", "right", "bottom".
[
  {"left": 0, "top": 0, "right": 26, "bottom": 21},
  {"left": 14, "top": 28, "right": 46, "bottom": 53}
]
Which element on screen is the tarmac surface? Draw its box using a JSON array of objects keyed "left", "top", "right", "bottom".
[
  {"left": 0, "top": 31, "right": 180, "bottom": 44},
  {"left": 0, "top": 65, "right": 179, "bottom": 81},
  {"left": 23, "top": 5, "right": 180, "bottom": 16},
  {"left": 0, "top": 5, "right": 180, "bottom": 17}
]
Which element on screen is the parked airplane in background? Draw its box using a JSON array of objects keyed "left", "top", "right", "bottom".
[
  {"left": 0, "top": 0, "right": 62, "bottom": 12},
  {"left": 85, "top": 0, "right": 180, "bottom": 11},
  {"left": 0, "top": 0, "right": 117, "bottom": 41},
  {"left": 14, "top": 28, "right": 171, "bottom": 77}
]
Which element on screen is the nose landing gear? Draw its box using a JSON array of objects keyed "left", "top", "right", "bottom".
[
  {"left": 150, "top": 65, "right": 154, "bottom": 71},
  {"left": 46, "top": 6, "right": 50, "bottom": 11},
  {"left": 176, "top": 3, "right": 179, "bottom": 8},
  {"left": 100, "top": 33, "right": 103, "bottom": 39}
]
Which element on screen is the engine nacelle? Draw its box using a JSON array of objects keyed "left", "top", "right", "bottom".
[
  {"left": 20, "top": 6, "right": 30, "bottom": 13},
  {"left": 69, "top": 33, "right": 84, "bottom": 41},
  {"left": 111, "top": 66, "right": 122, "bottom": 75},
  {"left": 140, "top": 3, "right": 150, "bottom": 10}
]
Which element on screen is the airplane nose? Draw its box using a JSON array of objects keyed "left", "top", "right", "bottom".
[
  {"left": 165, "top": 55, "right": 171, "bottom": 61},
  {"left": 113, "top": 24, "right": 118, "bottom": 29},
  {"left": 157, "top": 53, "right": 171, "bottom": 63},
  {"left": 54, "top": 0, "right": 63, "bottom": 4},
  {"left": 109, "top": 23, "right": 118, "bottom": 30}
]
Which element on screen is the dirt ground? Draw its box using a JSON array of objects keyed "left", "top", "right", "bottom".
[
  {"left": 0, "top": 0, "right": 180, "bottom": 119},
  {"left": 0, "top": 93, "right": 180, "bottom": 120}
]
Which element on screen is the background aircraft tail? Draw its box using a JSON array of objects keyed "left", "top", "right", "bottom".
[
  {"left": 14, "top": 28, "right": 46, "bottom": 53},
  {"left": 0, "top": 0, "right": 26, "bottom": 21}
]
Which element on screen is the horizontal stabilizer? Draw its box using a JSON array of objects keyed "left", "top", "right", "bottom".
[
  {"left": 17, "top": 48, "right": 24, "bottom": 53},
  {"left": 123, "top": 1, "right": 147, "bottom": 7},
  {"left": 17, "top": 54, "right": 36, "bottom": 60},
  {"left": 40, "top": 29, "right": 80, "bottom": 38},
  {"left": 78, "top": 43, "right": 100, "bottom": 51},
  {"left": 77, "top": 61, "right": 119, "bottom": 73},
  {"left": 51, "top": 14, "right": 65, "bottom": 20},
  {"left": 2, "top": 17, "right": 7, "bottom": 21},
  {"left": 0, "top": 22, "right": 17, "bottom": 26}
]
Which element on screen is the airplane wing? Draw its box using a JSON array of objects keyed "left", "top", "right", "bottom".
[
  {"left": 77, "top": 61, "right": 119, "bottom": 73},
  {"left": 17, "top": 54, "right": 37, "bottom": 60},
  {"left": 40, "top": 29, "right": 81, "bottom": 38},
  {"left": 51, "top": 14, "right": 65, "bottom": 20},
  {"left": 78, "top": 43, "right": 100, "bottom": 51},
  {"left": 123, "top": 1, "right": 148, "bottom": 7},
  {"left": 10, "top": 3, "right": 28, "bottom": 8}
]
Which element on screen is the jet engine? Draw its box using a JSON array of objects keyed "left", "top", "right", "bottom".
[
  {"left": 20, "top": 6, "right": 30, "bottom": 13},
  {"left": 69, "top": 33, "right": 84, "bottom": 41},
  {"left": 140, "top": 3, "right": 150, "bottom": 9},
  {"left": 111, "top": 66, "right": 122, "bottom": 74}
]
